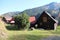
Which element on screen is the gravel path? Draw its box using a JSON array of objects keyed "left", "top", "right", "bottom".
[{"left": 41, "top": 36, "right": 60, "bottom": 40}]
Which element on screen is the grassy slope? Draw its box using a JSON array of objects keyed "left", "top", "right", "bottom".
[{"left": 0, "top": 19, "right": 8, "bottom": 40}]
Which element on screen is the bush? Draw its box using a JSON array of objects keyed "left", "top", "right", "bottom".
[
  {"left": 14, "top": 12, "right": 30, "bottom": 30},
  {"left": 6, "top": 24, "right": 19, "bottom": 30}
]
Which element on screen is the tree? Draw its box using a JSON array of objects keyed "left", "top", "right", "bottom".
[
  {"left": 14, "top": 12, "right": 30, "bottom": 30},
  {"left": 2, "top": 17, "right": 6, "bottom": 23}
]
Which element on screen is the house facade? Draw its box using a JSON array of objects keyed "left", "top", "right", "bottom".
[{"left": 36, "top": 11, "right": 58, "bottom": 30}]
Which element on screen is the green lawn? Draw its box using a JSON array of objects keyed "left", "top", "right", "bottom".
[{"left": 6, "top": 26, "right": 60, "bottom": 40}]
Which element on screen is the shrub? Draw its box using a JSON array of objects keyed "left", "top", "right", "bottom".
[
  {"left": 14, "top": 12, "right": 30, "bottom": 30},
  {"left": 6, "top": 24, "right": 18, "bottom": 30}
]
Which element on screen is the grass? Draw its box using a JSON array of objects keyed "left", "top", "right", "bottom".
[
  {"left": 6, "top": 26, "right": 60, "bottom": 40},
  {"left": 0, "top": 19, "right": 8, "bottom": 40},
  {"left": 7, "top": 30, "right": 49, "bottom": 40}
]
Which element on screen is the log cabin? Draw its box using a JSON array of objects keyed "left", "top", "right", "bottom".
[{"left": 36, "top": 11, "right": 58, "bottom": 30}]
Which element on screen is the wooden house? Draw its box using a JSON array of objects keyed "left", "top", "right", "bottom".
[
  {"left": 29, "top": 16, "right": 36, "bottom": 28},
  {"left": 4, "top": 17, "right": 15, "bottom": 24},
  {"left": 36, "top": 11, "right": 58, "bottom": 30}
]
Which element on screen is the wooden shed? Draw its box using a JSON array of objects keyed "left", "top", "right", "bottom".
[{"left": 36, "top": 11, "right": 58, "bottom": 30}]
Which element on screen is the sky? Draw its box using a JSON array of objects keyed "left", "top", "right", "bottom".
[{"left": 0, "top": 0, "right": 60, "bottom": 15}]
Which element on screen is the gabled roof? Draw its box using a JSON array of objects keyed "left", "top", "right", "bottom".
[
  {"left": 5, "top": 16, "right": 12, "bottom": 21},
  {"left": 39, "top": 11, "right": 58, "bottom": 23},
  {"left": 29, "top": 16, "right": 36, "bottom": 24}
]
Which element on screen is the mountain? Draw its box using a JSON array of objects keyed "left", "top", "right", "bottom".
[
  {"left": 2, "top": 11, "right": 20, "bottom": 17},
  {"left": 24, "top": 2, "right": 60, "bottom": 17},
  {"left": 2, "top": 2, "right": 60, "bottom": 18}
]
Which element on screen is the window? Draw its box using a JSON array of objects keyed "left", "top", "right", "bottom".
[{"left": 42, "top": 17, "right": 47, "bottom": 22}]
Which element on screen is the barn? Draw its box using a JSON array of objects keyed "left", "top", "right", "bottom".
[{"left": 36, "top": 11, "right": 58, "bottom": 30}]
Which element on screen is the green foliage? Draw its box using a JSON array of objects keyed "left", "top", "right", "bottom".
[
  {"left": 6, "top": 24, "right": 18, "bottom": 30},
  {"left": 14, "top": 12, "right": 30, "bottom": 30}
]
